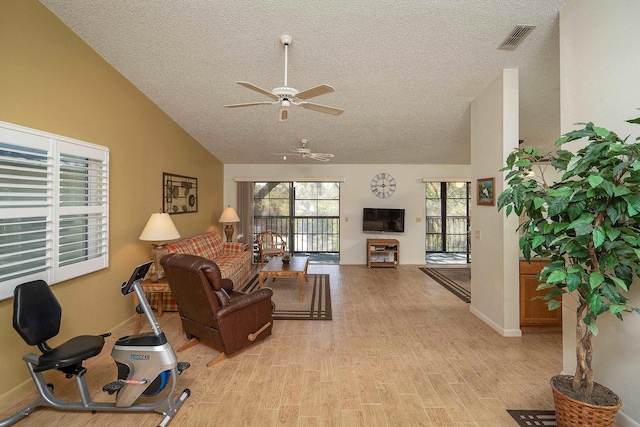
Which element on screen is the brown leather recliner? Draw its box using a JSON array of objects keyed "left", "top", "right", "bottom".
[{"left": 160, "top": 253, "right": 273, "bottom": 366}]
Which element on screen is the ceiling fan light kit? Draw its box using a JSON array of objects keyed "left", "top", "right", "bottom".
[{"left": 224, "top": 35, "right": 344, "bottom": 121}]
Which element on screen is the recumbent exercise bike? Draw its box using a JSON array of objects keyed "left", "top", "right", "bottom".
[{"left": 0, "top": 261, "right": 190, "bottom": 427}]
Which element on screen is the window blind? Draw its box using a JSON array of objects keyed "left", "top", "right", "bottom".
[{"left": 0, "top": 122, "right": 109, "bottom": 299}]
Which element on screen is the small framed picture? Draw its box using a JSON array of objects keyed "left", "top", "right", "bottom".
[
  {"left": 477, "top": 177, "right": 495, "bottom": 206},
  {"left": 163, "top": 172, "right": 198, "bottom": 214}
]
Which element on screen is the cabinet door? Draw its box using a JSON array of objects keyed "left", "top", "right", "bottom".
[{"left": 520, "top": 261, "right": 562, "bottom": 326}]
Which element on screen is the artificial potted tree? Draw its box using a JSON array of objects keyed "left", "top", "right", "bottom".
[{"left": 498, "top": 113, "right": 640, "bottom": 426}]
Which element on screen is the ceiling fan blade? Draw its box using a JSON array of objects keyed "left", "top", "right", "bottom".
[
  {"left": 224, "top": 101, "right": 276, "bottom": 108},
  {"left": 295, "top": 84, "right": 335, "bottom": 100},
  {"left": 298, "top": 102, "right": 344, "bottom": 116},
  {"left": 309, "top": 154, "right": 332, "bottom": 162},
  {"left": 236, "top": 81, "right": 279, "bottom": 101},
  {"left": 311, "top": 153, "right": 334, "bottom": 158}
]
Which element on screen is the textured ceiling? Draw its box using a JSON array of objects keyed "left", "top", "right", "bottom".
[{"left": 39, "top": 0, "right": 567, "bottom": 164}]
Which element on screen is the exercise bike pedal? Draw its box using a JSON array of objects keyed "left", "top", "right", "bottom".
[
  {"left": 177, "top": 362, "right": 190, "bottom": 373},
  {"left": 102, "top": 380, "right": 125, "bottom": 395}
]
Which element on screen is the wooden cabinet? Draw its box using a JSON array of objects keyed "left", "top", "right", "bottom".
[
  {"left": 519, "top": 259, "right": 562, "bottom": 326},
  {"left": 367, "top": 238, "right": 399, "bottom": 268}
]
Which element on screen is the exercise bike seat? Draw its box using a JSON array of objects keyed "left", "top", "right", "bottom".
[{"left": 13, "top": 280, "right": 105, "bottom": 373}]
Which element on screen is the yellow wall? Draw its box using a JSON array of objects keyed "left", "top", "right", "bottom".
[{"left": 0, "top": 0, "right": 224, "bottom": 399}]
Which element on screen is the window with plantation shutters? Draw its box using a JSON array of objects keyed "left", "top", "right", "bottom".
[{"left": 0, "top": 121, "right": 109, "bottom": 300}]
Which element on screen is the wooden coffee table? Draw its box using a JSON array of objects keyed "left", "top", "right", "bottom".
[{"left": 259, "top": 256, "right": 309, "bottom": 303}]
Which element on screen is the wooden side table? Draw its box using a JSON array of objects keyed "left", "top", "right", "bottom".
[{"left": 133, "top": 278, "right": 172, "bottom": 334}]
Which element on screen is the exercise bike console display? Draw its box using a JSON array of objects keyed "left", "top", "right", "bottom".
[{"left": 121, "top": 260, "right": 153, "bottom": 295}]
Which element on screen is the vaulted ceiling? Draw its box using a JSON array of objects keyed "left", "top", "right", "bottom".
[{"left": 40, "top": 0, "right": 567, "bottom": 164}]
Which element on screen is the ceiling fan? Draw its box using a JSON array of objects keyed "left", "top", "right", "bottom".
[
  {"left": 272, "top": 139, "right": 335, "bottom": 162},
  {"left": 224, "top": 35, "right": 344, "bottom": 121}
]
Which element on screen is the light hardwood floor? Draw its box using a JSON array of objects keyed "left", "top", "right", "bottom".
[{"left": 1, "top": 264, "right": 564, "bottom": 426}]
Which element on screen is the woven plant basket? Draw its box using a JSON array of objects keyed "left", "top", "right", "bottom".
[{"left": 551, "top": 375, "right": 622, "bottom": 427}]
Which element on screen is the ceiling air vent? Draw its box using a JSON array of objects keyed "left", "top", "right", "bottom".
[{"left": 498, "top": 25, "right": 536, "bottom": 50}]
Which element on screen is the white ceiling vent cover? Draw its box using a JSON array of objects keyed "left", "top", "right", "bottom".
[{"left": 498, "top": 25, "right": 536, "bottom": 50}]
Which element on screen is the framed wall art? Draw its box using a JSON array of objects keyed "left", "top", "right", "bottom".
[
  {"left": 477, "top": 177, "right": 495, "bottom": 206},
  {"left": 163, "top": 172, "right": 198, "bottom": 214}
]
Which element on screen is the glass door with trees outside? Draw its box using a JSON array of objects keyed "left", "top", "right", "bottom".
[
  {"left": 253, "top": 181, "right": 340, "bottom": 263},
  {"left": 425, "top": 182, "right": 471, "bottom": 264}
]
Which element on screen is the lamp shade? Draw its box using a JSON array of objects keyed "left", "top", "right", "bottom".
[
  {"left": 139, "top": 212, "right": 180, "bottom": 242},
  {"left": 218, "top": 206, "right": 240, "bottom": 223}
]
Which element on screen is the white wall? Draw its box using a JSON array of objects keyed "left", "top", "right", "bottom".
[
  {"left": 469, "top": 69, "right": 521, "bottom": 337},
  {"left": 223, "top": 163, "right": 470, "bottom": 264},
  {"left": 560, "top": 1, "right": 640, "bottom": 424}
]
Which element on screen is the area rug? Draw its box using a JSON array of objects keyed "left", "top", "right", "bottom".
[
  {"left": 419, "top": 267, "right": 471, "bottom": 303},
  {"left": 240, "top": 274, "right": 332, "bottom": 320},
  {"left": 507, "top": 410, "right": 556, "bottom": 426}
]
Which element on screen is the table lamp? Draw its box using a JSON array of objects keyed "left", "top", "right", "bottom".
[
  {"left": 218, "top": 206, "right": 240, "bottom": 242},
  {"left": 139, "top": 212, "right": 180, "bottom": 282}
]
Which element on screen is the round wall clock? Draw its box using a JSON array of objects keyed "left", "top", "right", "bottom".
[{"left": 371, "top": 173, "right": 396, "bottom": 198}]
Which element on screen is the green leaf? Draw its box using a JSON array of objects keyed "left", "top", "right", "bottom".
[
  {"left": 583, "top": 313, "right": 599, "bottom": 336},
  {"left": 625, "top": 194, "right": 640, "bottom": 213},
  {"left": 614, "top": 186, "right": 631, "bottom": 197},
  {"left": 593, "top": 126, "right": 611, "bottom": 137},
  {"left": 534, "top": 197, "right": 546, "bottom": 209},
  {"left": 548, "top": 270, "right": 567, "bottom": 284},
  {"left": 566, "top": 274, "right": 582, "bottom": 292},
  {"left": 574, "top": 223, "right": 594, "bottom": 236},
  {"left": 605, "top": 227, "right": 622, "bottom": 241},
  {"left": 614, "top": 265, "right": 633, "bottom": 288},
  {"left": 611, "top": 276, "right": 630, "bottom": 292},
  {"left": 536, "top": 282, "right": 557, "bottom": 291},
  {"left": 566, "top": 156, "right": 582, "bottom": 172},
  {"left": 547, "top": 197, "right": 570, "bottom": 217},
  {"left": 609, "top": 304, "right": 627, "bottom": 315},
  {"left": 554, "top": 136, "right": 570, "bottom": 147},
  {"left": 593, "top": 227, "right": 606, "bottom": 248},
  {"left": 601, "top": 283, "right": 624, "bottom": 304},
  {"left": 547, "top": 300, "right": 562, "bottom": 310},
  {"left": 588, "top": 175, "right": 604, "bottom": 187},
  {"left": 633, "top": 160, "right": 640, "bottom": 171},
  {"left": 590, "top": 272, "right": 605, "bottom": 290},
  {"left": 514, "top": 159, "right": 532, "bottom": 168},
  {"left": 590, "top": 294, "right": 603, "bottom": 316},
  {"left": 532, "top": 235, "right": 545, "bottom": 249},
  {"left": 600, "top": 179, "right": 615, "bottom": 197},
  {"left": 567, "top": 201, "right": 587, "bottom": 221}
]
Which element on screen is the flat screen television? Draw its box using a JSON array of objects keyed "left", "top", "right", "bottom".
[{"left": 363, "top": 208, "right": 405, "bottom": 233}]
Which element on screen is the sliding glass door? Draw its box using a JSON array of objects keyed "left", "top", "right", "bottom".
[
  {"left": 425, "top": 182, "right": 470, "bottom": 264},
  {"left": 253, "top": 181, "right": 340, "bottom": 262}
]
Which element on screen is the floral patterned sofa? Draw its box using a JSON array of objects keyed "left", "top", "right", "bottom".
[{"left": 153, "top": 231, "right": 252, "bottom": 312}]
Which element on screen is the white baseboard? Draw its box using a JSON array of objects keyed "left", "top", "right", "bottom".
[
  {"left": 470, "top": 305, "right": 522, "bottom": 337},
  {"left": 616, "top": 410, "right": 640, "bottom": 427}
]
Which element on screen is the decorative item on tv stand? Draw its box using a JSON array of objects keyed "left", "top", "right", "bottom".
[
  {"left": 139, "top": 212, "right": 181, "bottom": 282},
  {"left": 498, "top": 111, "right": 640, "bottom": 426}
]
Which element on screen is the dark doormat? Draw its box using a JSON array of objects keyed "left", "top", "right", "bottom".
[
  {"left": 507, "top": 409, "right": 556, "bottom": 426},
  {"left": 419, "top": 267, "right": 471, "bottom": 303}
]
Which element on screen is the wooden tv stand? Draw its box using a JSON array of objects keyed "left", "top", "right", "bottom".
[{"left": 366, "top": 238, "right": 399, "bottom": 268}]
